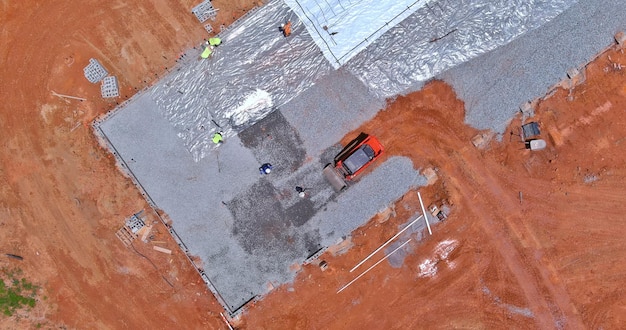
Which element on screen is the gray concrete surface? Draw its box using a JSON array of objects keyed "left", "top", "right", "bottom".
[
  {"left": 98, "top": 90, "right": 423, "bottom": 312},
  {"left": 280, "top": 67, "right": 386, "bottom": 157}
]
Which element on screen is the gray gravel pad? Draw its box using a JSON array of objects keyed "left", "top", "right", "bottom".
[
  {"left": 98, "top": 91, "right": 426, "bottom": 311},
  {"left": 280, "top": 68, "right": 385, "bottom": 158},
  {"left": 238, "top": 109, "right": 306, "bottom": 176},
  {"left": 439, "top": 0, "right": 626, "bottom": 133},
  {"left": 345, "top": 0, "right": 576, "bottom": 100},
  {"left": 312, "top": 156, "right": 427, "bottom": 247},
  {"left": 91, "top": 0, "right": 626, "bottom": 314}
]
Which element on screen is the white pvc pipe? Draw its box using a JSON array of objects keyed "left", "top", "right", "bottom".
[
  {"left": 51, "top": 90, "right": 87, "bottom": 101},
  {"left": 418, "top": 191, "right": 432, "bottom": 235},
  {"left": 349, "top": 215, "right": 423, "bottom": 273},
  {"left": 338, "top": 239, "right": 411, "bottom": 293}
]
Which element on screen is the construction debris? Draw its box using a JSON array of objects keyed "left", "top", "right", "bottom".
[
  {"left": 126, "top": 212, "right": 145, "bottom": 233},
  {"left": 615, "top": 31, "right": 626, "bottom": 48},
  {"left": 519, "top": 101, "right": 535, "bottom": 118},
  {"left": 115, "top": 211, "right": 145, "bottom": 247},
  {"left": 428, "top": 204, "right": 448, "bottom": 221},
  {"left": 115, "top": 225, "right": 138, "bottom": 247},
  {"left": 565, "top": 67, "right": 586, "bottom": 87},
  {"left": 471, "top": 131, "right": 495, "bottom": 149},
  {"left": 374, "top": 204, "right": 396, "bottom": 224},
  {"left": 139, "top": 225, "right": 153, "bottom": 242},
  {"left": 422, "top": 167, "right": 438, "bottom": 185},
  {"left": 153, "top": 246, "right": 172, "bottom": 254}
]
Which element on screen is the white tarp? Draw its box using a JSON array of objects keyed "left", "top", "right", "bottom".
[
  {"left": 284, "top": 0, "right": 427, "bottom": 68},
  {"left": 149, "top": 0, "right": 577, "bottom": 161}
]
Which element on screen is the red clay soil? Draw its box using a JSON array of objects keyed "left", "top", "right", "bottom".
[
  {"left": 239, "top": 46, "right": 626, "bottom": 329},
  {"left": 2, "top": 0, "right": 626, "bottom": 329}
]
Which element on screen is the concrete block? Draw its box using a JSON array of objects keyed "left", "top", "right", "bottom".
[
  {"left": 83, "top": 58, "right": 108, "bottom": 83},
  {"left": 519, "top": 101, "right": 534, "bottom": 117},
  {"left": 192, "top": 1, "right": 218, "bottom": 23},
  {"left": 615, "top": 31, "right": 626, "bottom": 47},
  {"left": 566, "top": 67, "right": 580, "bottom": 79},
  {"left": 204, "top": 23, "right": 213, "bottom": 34}
]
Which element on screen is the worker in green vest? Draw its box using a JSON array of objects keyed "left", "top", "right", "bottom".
[
  {"left": 209, "top": 37, "right": 222, "bottom": 47},
  {"left": 201, "top": 46, "right": 213, "bottom": 59},
  {"left": 212, "top": 131, "right": 224, "bottom": 145}
]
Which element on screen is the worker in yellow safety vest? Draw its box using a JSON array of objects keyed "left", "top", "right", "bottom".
[
  {"left": 209, "top": 37, "right": 222, "bottom": 47},
  {"left": 201, "top": 46, "right": 213, "bottom": 59},
  {"left": 212, "top": 131, "right": 224, "bottom": 145}
]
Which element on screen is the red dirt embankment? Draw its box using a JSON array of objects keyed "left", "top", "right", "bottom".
[{"left": 240, "top": 45, "right": 626, "bottom": 329}]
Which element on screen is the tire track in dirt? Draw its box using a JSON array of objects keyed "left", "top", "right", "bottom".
[
  {"left": 446, "top": 149, "right": 584, "bottom": 328},
  {"left": 361, "top": 81, "right": 583, "bottom": 327},
  {"left": 449, "top": 159, "right": 556, "bottom": 326}
]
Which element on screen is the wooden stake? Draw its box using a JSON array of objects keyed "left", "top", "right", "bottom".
[
  {"left": 153, "top": 246, "right": 172, "bottom": 254},
  {"left": 220, "top": 313, "right": 234, "bottom": 330}
]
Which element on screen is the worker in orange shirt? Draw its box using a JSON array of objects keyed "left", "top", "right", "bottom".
[{"left": 280, "top": 21, "right": 292, "bottom": 37}]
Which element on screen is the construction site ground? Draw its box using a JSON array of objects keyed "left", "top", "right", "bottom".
[{"left": 2, "top": 1, "right": 626, "bottom": 329}]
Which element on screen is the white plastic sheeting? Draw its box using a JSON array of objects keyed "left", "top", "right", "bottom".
[
  {"left": 150, "top": 0, "right": 332, "bottom": 161},
  {"left": 283, "top": 0, "right": 426, "bottom": 68},
  {"left": 345, "top": 0, "right": 578, "bottom": 99},
  {"left": 149, "top": 0, "right": 576, "bottom": 161}
]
